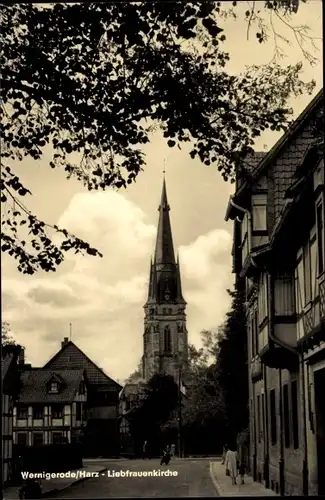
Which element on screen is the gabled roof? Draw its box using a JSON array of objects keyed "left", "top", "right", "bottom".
[
  {"left": 17, "top": 369, "right": 84, "bottom": 404},
  {"left": 119, "top": 380, "right": 147, "bottom": 399},
  {"left": 43, "top": 341, "right": 122, "bottom": 391},
  {"left": 235, "top": 88, "right": 323, "bottom": 198}
]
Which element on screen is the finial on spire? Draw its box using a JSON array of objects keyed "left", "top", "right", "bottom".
[{"left": 163, "top": 159, "right": 166, "bottom": 176}]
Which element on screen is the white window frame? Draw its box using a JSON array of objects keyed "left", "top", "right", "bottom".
[
  {"left": 258, "top": 273, "right": 268, "bottom": 325},
  {"left": 252, "top": 194, "right": 267, "bottom": 231},
  {"left": 241, "top": 213, "right": 250, "bottom": 263},
  {"left": 49, "top": 382, "right": 59, "bottom": 393},
  {"left": 316, "top": 193, "right": 324, "bottom": 277}
]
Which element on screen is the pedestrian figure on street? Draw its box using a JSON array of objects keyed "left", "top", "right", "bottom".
[
  {"left": 237, "top": 439, "right": 248, "bottom": 485},
  {"left": 142, "top": 440, "right": 148, "bottom": 459},
  {"left": 160, "top": 444, "right": 171, "bottom": 465},
  {"left": 239, "top": 461, "right": 246, "bottom": 485},
  {"left": 170, "top": 443, "right": 175, "bottom": 457},
  {"left": 221, "top": 443, "right": 228, "bottom": 464},
  {"left": 225, "top": 443, "right": 238, "bottom": 485}
]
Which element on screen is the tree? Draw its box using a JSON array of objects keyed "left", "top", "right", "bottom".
[
  {"left": 162, "top": 330, "right": 227, "bottom": 454},
  {"left": 1, "top": 2, "right": 317, "bottom": 274},
  {"left": 125, "top": 361, "right": 143, "bottom": 383},
  {"left": 128, "top": 373, "right": 179, "bottom": 454},
  {"left": 215, "top": 279, "right": 248, "bottom": 443},
  {"left": 1, "top": 322, "right": 17, "bottom": 346}
]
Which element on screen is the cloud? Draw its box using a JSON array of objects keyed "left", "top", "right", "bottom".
[{"left": 2, "top": 190, "right": 233, "bottom": 382}]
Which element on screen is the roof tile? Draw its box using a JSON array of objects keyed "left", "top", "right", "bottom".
[{"left": 17, "top": 369, "right": 84, "bottom": 404}]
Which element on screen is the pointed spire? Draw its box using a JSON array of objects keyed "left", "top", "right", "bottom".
[
  {"left": 154, "top": 177, "right": 176, "bottom": 264},
  {"left": 147, "top": 257, "right": 153, "bottom": 299},
  {"left": 176, "top": 253, "right": 185, "bottom": 303}
]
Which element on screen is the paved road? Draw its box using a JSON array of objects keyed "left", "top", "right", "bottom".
[{"left": 49, "top": 458, "right": 218, "bottom": 498}]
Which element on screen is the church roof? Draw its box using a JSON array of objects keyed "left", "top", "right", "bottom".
[{"left": 154, "top": 177, "right": 176, "bottom": 264}]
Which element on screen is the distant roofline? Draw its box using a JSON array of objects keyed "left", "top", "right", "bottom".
[{"left": 43, "top": 340, "right": 122, "bottom": 390}]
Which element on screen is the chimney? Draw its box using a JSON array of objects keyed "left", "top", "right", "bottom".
[
  {"left": 18, "top": 348, "right": 25, "bottom": 366},
  {"left": 61, "top": 337, "right": 69, "bottom": 349}
]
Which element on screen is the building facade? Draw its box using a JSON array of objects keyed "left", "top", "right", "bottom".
[
  {"left": 118, "top": 381, "right": 147, "bottom": 456},
  {"left": 1, "top": 344, "right": 22, "bottom": 486},
  {"left": 225, "top": 89, "right": 324, "bottom": 495},
  {"left": 142, "top": 178, "right": 188, "bottom": 382},
  {"left": 13, "top": 365, "right": 87, "bottom": 448},
  {"left": 42, "top": 338, "right": 122, "bottom": 457}
]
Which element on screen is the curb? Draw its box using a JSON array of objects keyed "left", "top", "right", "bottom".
[
  {"left": 209, "top": 462, "right": 223, "bottom": 496},
  {"left": 41, "top": 468, "right": 107, "bottom": 497}
]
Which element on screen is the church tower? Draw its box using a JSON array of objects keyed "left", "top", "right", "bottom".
[{"left": 142, "top": 177, "right": 188, "bottom": 382}]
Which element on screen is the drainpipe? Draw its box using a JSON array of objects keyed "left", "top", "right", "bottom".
[
  {"left": 263, "top": 364, "right": 270, "bottom": 489},
  {"left": 252, "top": 383, "right": 258, "bottom": 481},
  {"left": 268, "top": 274, "right": 308, "bottom": 496},
  {"left": 278, "top": 368, "right": 285, "bottom": 496}
]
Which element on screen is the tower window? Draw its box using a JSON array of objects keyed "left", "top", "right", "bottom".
[
  {"left": 163, "top": 308, "right": 167, "bottom": 314},
  {"left": 164, "top": 326, "right": 171, "bottom": 353}
]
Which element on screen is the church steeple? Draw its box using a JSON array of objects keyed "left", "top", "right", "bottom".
[
  {"left": 143, "top": 176, "right": 188, "bottom": 382},
  {"left": 154, "top": 178, "right": 176, "bottom": 265}
]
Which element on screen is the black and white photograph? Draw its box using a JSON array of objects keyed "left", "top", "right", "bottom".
[{"left": 1, "top": 1, "right": 324, "bottom": 498}]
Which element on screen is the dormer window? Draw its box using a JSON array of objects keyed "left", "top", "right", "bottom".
[{"left": 49, "top": 382, "right": 59, "bottom": 393}]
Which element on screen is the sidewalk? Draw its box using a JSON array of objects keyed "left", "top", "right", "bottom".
[
  {"left": 209, "top": 460, "right": 278, "bottom": 497},
  {"left": 4, "top": 463, "right": 107, "bottom": 499}
]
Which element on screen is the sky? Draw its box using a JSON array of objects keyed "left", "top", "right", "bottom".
[{"left": 1, "top": 1, "right": 323, "bottom": 384}]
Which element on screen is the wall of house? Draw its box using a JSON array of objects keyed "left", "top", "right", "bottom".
[
  {"left": 2, "top": 394, "right": 13, "bottom": 485},
  {"left": 13, "top": 403, "right": 87, "bottom": 445}
]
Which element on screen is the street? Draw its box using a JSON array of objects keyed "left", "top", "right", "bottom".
[{"left": 49, "top": 458, "right": 218, "bottom": 498}]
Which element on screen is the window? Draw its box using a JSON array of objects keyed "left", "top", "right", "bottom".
[
  {"left": 274, "top": 276, "right": 295, "bottom": 316},
  {"left": 79, "top": 381, "right": 85, "bottom": 395},
  {"left": 17, "top": 405, "right": 28, "bottom": 419},
  {"left": 52, "top": 404, "right": 64, "bottom": 419},
  {"left": 317, "top": 200, "right": 324, "bottom": 275},
  {"left": 52, "top": 432, "right": 63, "bottom": 445},
  {"left": 310, "top": 236, "right": 317, "bottom": 300},
  {"left": 258, "top": 274, "right": 268, "bottom": 325},
  {"left": 270, "top": 389, "right": 277, "bottom": 445},
  {"left": 251, "top": 310, "right": 259, "bottom": 357},
  {"left": 76, "top": 403, "right": 82, "bottom": 421},
  {"left": 257, "top": 394, "right": 261, "bottom": 443},
  {"left": 17, "top": 433, "right": 28, "bottom": 446},
  {"left": 33, "top": 405, "right": 44, "bottom": 419},
  {"left": 163, "top": 308, "right": 167, "bottom": 315},
  {"left": 303, "top": 242, "right": 312, "bottom": 305},
  {"left": 241, "top": 213, "right": 250, "bottom": 263},
  {"left": 262, "top": 393, "right": 266, "bottom": 442},
  {"left": 168, "top": 308, "right": 172, "bottom": 314},
  {"left": 49, "top": 382, "right": 59, "bottom": 393},
  {"left": 295, "top": 256, "right": 305, "bottom": 313},
  {"left": 144, "top": 333, "right": 149, "bottom": 354},
  {"left": 33, "top": 433, "right": 43, "bottom": 446},
  {"left": 283, "top": 384, "right": 290, "bottom": 448},
  {"left": 252, "top": 194, "right": 267, "bottom": 231},
  {"left": 164, "top": 326, "right": 171, "bottom": 353},
  {"left": 291, "top": 381, "right": 299, "bottom": 449}
]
